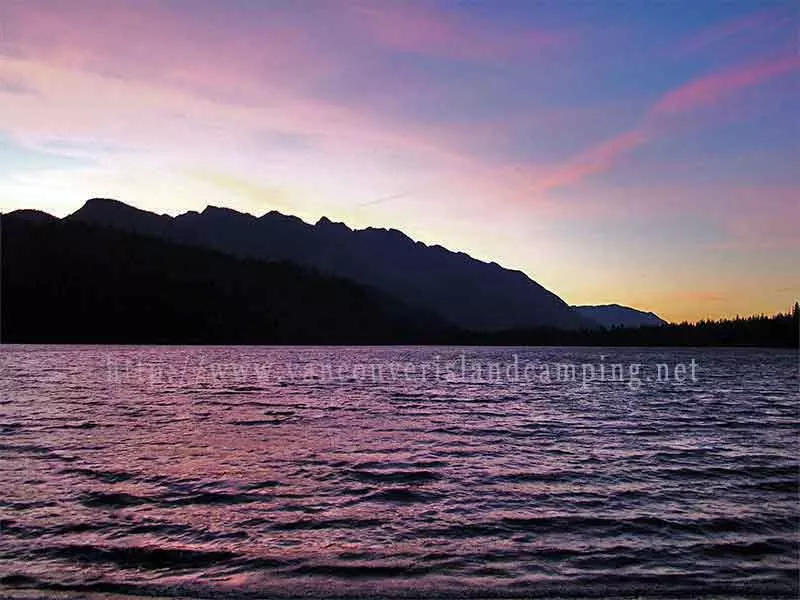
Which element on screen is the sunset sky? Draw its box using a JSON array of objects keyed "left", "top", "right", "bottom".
[{"left": 0, "top": 0, "right": 797, "bottom": 322}]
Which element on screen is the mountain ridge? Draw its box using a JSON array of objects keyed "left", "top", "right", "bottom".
[{"left": 62, "top": 198, "right": 593, "bottom": 331}]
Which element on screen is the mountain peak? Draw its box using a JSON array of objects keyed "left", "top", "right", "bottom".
[
  {"left": 72, "top": 198, "right": 165, "bottom": 219},
  {"left": 316, "top": 216, "right": 351, "bottom": 232},
  {"left": 77, "top": 197, "right": 136, "bottom": 213},
  {"left": 200, "top": 205, "right": 253, "bottom": 220},
  {"left": 67, "top": 197, "right": 171, "bottom": 236},
  {"left": 259, "top": 210, "right": 308, "bottom": 227}
]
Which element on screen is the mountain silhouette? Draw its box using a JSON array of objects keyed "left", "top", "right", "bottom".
[
  {"left": 1, "top": 214, "right": 451, "bottom": 344},
  {"left": 2, "top": 207, "right": 794, "bottom": 347},
  {"left": 572, "top": 304, "right": 667, "bottom": 328},
  {"left": 65, "top": 198, "right": 591, "bottom": 330}
]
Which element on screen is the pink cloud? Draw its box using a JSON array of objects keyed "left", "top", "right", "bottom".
[
  {"left": 533, "top": 129, "right": 649, "bottom": 192},
  {"left": 1, "top": 0, "right": 795, "bottom": 231},
  {"left": 0, "top": 0, "right": 341, "bottom": 101},
  {"left": 0, "top": 0, "right": 592, "bottom": 219},
  {"left": 0, "top": 2, "right": 451, "bottom": 157},
  {"left": 0, "top": 0, "right": 597, "bottom": 212},
  {"left": 530, "top": 53, "right": 799, "bottom": 192},
  {"left": 650, "top": 55, "right": 800, "bottom": 116}
]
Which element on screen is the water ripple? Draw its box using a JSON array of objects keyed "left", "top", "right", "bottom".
[{"left": 0, "top": 345, "right": 797, "bottom": 598}]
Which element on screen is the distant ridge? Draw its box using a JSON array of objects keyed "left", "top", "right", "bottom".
[
  {"left": 64, "top": 198, "right": 592, "bottom": 331},
  {"left": 573, "top": 304, "right": 667, "bottom": 328}
]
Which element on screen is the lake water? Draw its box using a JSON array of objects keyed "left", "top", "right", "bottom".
[{"left": 1, "top": 346, "right": 797, "bottom": 598}]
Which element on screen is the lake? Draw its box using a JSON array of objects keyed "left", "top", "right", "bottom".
[{"left": 0, "top": 346, "right": 797, "bottom": 598}]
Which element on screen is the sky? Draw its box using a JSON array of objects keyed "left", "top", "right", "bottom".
[{"left": 0, "top": 0, "right": 797, "bottom": 322}]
